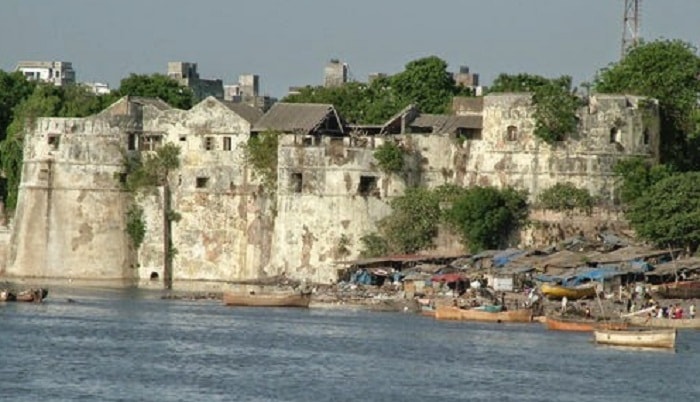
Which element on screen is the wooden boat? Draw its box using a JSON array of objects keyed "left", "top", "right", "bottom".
[
  {"left": 15, "top": 288, "right": 48, "bottom": 303},
  {"left": 651, "top": 281, "right": 700, "bottom": 299},
  {"left": 222, "top": 291, "right": 311, "bottom": 308},
  {"left": 0, "top": 290, "right": 16, "bottom": 302},
  {"left": 627, "top": 315, "right": 700, "bottom": 329},
  {"left": 540, "top": 283, "right": 596, "bottom": 300},
  {"left": 435, "top": 306, "right": 532, "bottom": 323},
  {"left": 545, "top": 315, "right": 628, "bottom": 332},
  {"left": 593, "top": 328, "right": 676, "bottom": 349}
]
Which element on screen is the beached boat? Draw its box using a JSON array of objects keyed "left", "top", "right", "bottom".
[
  {"left": 627, "top": 315, "right": 700, "bottom": 329},
  {"left": 540, "top": 283, "right": 596, "bottom": 300},
  {"left": 222, "top": 291, "right": 311, "bottom": 308},
  {"left": 435, "top": 306, "right": 532, "bottom": 323},
  {"left": 545, "top": 315, "right": 628, "bottom": 332},
  {"left": 593, "top": 328, "right": 676, "bottom": 349},
  {"left": 15, "top": 288, "right": 48, "bottom": 303},
  {"left": 651, "top": 281, "right": 700, "bottom": 299}
]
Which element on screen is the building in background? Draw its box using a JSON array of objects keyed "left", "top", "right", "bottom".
[
  {"left": 324, "top": 59, "right": 348, "bottom": 88},
  {"left": 16, "top": 61, "right": 76, "bottom": 86},
  {"left": 167, "top": 62, "right": 224, "bottom": 101},
  {"left": 453, "top": 65, "right": 482, "bottom": 96},
  {"left": 83, "top": 82, "right": 112, "bottom": 95},
  {"left": 224, "top": 73, "right": 276, "bottom": 111}
]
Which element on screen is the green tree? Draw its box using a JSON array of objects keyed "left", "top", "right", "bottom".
[
  {"left": 613, "top": 157, "right": 674, "bottom": 205},
  {"left": 242, "top": 130, "right": 280, "bottom": 191},
  {"left": 537, "top": 183, "right": 596, "bottom": 214},
  {"left": 0, "top": 71, "right": 36, "bottom": 142},
  {"left": 117, "top": 73, "right": 194, "bottom": 109},
  {"left": 444, "top": 186, "right": 528, "bottom": 252},
  {"left": 594, "top": 39, "right": 700, "bottom": 169},
  {"left": 626, "top": 172, "right": 700, "bottom": 251},
  {"left": 390, "top": 56, "right": 459, "bottom": 114},
  {"left": 359, "top": 233, "right": 389, "bottom": 258},
  {"left": 123, "top": 143, "right": 181, "bottom": 289},
  {"left": 373, "top": 141, "right": 405, "bottom": 173},
  {"left": 379, "top": 187, "right": 441, "bottom": 253},
  {"left": 284, "top": 56, "right": 470, "bottom": 124},
  {"left": 0, "top": 84, "right": 110, "bottom": 210}
]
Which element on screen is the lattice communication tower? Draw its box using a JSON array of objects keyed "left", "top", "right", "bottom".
[{"left": 621, "top": 0, "right": 641, "bottom": 58}]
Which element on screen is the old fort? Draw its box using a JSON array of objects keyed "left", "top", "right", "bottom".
[{"left": 1, "top": 61, "right": 660, "bottom": 287}]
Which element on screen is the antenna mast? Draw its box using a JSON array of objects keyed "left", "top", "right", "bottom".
[{"left": 621, "top": 0, "right": 641, "bottom": 58}]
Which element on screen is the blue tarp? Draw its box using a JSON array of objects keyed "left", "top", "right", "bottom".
[{"left": 492, "top": 249, "right": 527, "bottom": 268}]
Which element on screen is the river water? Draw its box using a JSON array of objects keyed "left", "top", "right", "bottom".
[{"left": 1, "top": 287, "right": 698, "bottom": 402}]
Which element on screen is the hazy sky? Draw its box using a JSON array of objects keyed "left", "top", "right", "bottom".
[{"left": 1, "top": 0, "right": 698, "bottom": 98}]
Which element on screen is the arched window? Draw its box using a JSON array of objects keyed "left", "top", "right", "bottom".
[
  {"left": 609, "top": 127, "right": 621, "bottom": 144},
  {"left": 506, "top": 125, "right": 518, "bottom": 141}
]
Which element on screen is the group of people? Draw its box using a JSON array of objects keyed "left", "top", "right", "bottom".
[{"left": 648, "top": 303, "right": 696, "bottom": 319}]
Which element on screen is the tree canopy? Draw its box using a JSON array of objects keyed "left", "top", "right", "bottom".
[
  {"left": 444, "top": 186, "right": 529, "bottom": 252},
  {"left": 284, "top": 56, "right": 471, "bottom": 124},
  {"left": 626, "top": 172, "right": 700, "bottom": 251},
  {"left": 0, "top": 84, "right": 111, "bottom": 210},
  {"left": 116, "top": 73, "right": 194, "bottom": 109},
  {"left": 595, "top": 39, "right": 700, "bottom": 170}
]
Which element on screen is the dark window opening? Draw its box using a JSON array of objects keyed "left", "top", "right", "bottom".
[
  {"left": 223, "top": 137, "right": 232, "bottom": 151},
  {"left": 610, "top": 127, "right": 620, "bottom": 144},
  {"left": 358, "top": 176, "right": 378, "bottom": 197},
  {"left": 118, "top": 173, "right": 127, "bottom": 184},
  {"left": 150, "top": 271, "right": 159, "bottom": 280},
  {"left": 47, "top": 135, "right": 60, "bottom": 149},
  {"left": 290, "top": 173, "right": 303, "bottom": 193},
  {"left": 128, "top": 133, "right": 137, "bottom": 151},
  {"left": 179, "top": 136, "right": 186, "bottom": 142},
  {"left": 141, "top": 135, "right": 163, "bottom": 151},
  {"left": 302, "top": 137, "right": 313, "bottom": 146},
  {"left": 643, "top": 129, "right": 650, "bottom": 145},
  {"left": 411, "top": 126, "right": 433, "bottom": 134},
  {"left": 196, "top": 177, "right": 209, "bottom": 188},
  {"left": 457, "top": 128, "right": 482, "bottom": 141},
  {"left": 204, "top": 137, "right": 215, "bottom": 151},
  {"left": 506, "top": 125, "right": 518, "bottom": 141}
]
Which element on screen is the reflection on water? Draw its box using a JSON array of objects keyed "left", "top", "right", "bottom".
[{"left": 0, "top": 287, "right": 699, "bottom": 402}]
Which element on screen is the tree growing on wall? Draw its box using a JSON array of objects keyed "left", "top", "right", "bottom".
[
  {"left": 242, "top": 130, "right": 280, "bottom": 192},
  {"left": 594, "top": 39, "right": 700, "bottom": 170},
  {"left": 123, "top": 143, "right": 181, "bottom": 289},
  {"left": 443, "top": 186, "right": 529, "bottom": 252},
  {"left": 536, "top": 183, "right": 596, "bottom": 214},
  {"left": 613, "top": 157, "right": 675, "bottom": 205},
  {"left": 373, "top": 141, "right": 405, "bottom": 173},
  {"left": 117, "top": 73, "right": 194, "bottom": 110},
  {"left": 379, "top": 187, "right": 441, "bottom": 253},
  {"left": 489, "top": 73, "right": 581, "bottom": 143}
]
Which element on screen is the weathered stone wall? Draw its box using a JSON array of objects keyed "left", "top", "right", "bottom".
[
  {"left": 4, "top": 93, "right": 658, "bottom": 285},
  {"left": 522, "top": 207, "right": 631, "bottom": 248},
  {"left": 136, "top": 98, "right": 274, "bottom": 283},
  {"left": 6, "top": 112, "right": 135, "bottom": 280}
]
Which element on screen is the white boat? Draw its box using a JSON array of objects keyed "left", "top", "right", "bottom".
[{"left": 593, "top": 328, "right": 676, "bottom": 349}]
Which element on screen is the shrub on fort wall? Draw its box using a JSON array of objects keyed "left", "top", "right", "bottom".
[
  {"left": 536, "top": 183, "right": 595, "bottom": 214},
  {"left": 373, "top": 141, "right": 405, "bottom": 173}
]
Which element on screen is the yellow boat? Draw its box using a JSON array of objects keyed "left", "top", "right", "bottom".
[{"left": 540, "top": 283, "right": 596, "bottom": 300}]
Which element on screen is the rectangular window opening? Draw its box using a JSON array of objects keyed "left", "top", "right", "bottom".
[
  {"left": 223, "top": 137, "right": 232, "bottom": 151},
  {"left": 196, "top": 177, "right": 209, "bottom": 188},
  {"left": 358, "top": 176, "right": 378, "bottom": 197},
  {"left": 118, "top": 173, "right": 128, "bottom": 184},
  {"left": 179, "top": 136, "right": 187, "bottom": 142},
  {"left": 290, "top": 173, "right": 303, "bottom": 193},
  {"left": 141, "top": 135, "right": 163, "bottom": 151},
  {"left": 47, "top": 135, "right": 60, "bottom": 149},
  {"left": 127, "top": 133, "right": 137, "bottom": 150}
]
